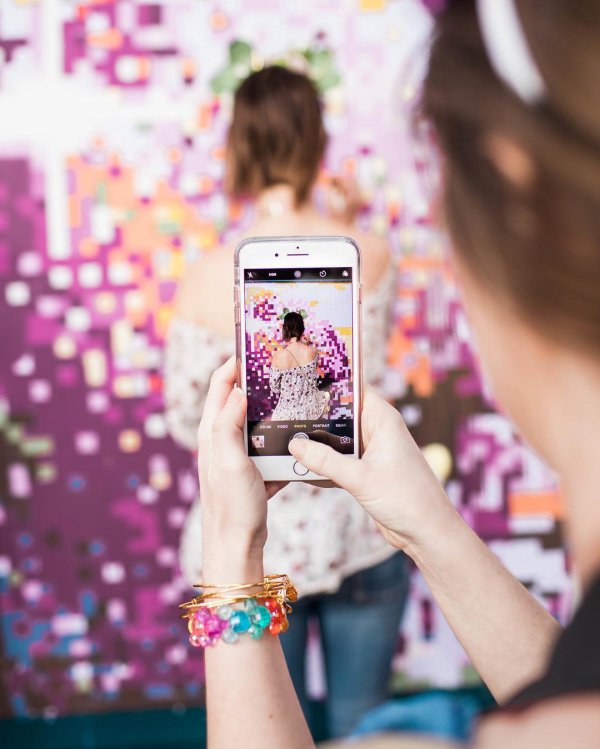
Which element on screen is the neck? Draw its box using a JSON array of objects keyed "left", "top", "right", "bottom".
[
  {"left": 255, "top": 184, "right": 309, "bottom": 218},
  {"left": 545, "top": 354, "right": 600, "bottom": 591}
]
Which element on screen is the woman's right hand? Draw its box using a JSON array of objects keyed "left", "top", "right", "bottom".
[{"left": 289, "top": 388, "right": 458, "bottom": 555}]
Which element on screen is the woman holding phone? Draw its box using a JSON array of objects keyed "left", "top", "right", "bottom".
[
  {"left": 189, "top": 1, "right": 600, "bottom": 747},
  {"left": 165, "top": 66, "right": 408, "bottom": 738}
]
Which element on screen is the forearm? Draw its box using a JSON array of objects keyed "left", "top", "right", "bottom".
[
  {"left": 406, "top": 507, "right": 561, "bottom": 703},
  {"left": 202, "top": 528, "right": 314, "bottom": 749}
]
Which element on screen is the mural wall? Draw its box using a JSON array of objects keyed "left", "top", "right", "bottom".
[{"left": 0, "top": 0, "right": 569, "bottom": 719}]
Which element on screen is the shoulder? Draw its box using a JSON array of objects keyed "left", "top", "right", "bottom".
[
  {"left": 174, "top": 244, "right": 234, "bottom": 321},
  {"left": 349, "top": 227, "right": 391, "bottom": 289},
  {"left": 319, "top": 217, "right": 391, "bottom": 290},
  {"left": 476, "top": 694, "right": 600, "bottom": 749},
  {"left": 271, "top": 349, "right": 287, "bottom": 369}
]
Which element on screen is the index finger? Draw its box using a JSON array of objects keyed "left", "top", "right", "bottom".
[
  {"left": 198, "top": 356, "right": 239, "bottom": 439},
  {"left": 360, "top": 386, "right": 398, "bottom": 444}
]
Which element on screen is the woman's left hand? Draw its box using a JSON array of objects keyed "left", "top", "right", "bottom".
[{"left": 197, "top": 357, "right": 284, "bottom": 578}]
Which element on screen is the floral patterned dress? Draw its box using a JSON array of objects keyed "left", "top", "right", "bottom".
[
  {"left": 164, "top": 267, "right": 397, "bottom": 596},
  {"left": 270, "top": 354, "right": 329, "bottom": 420}
]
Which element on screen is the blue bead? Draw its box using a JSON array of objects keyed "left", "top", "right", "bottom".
[
  {"left": 244, "top": 598, "right": 258, "bottom": 613},
  {"left": 252, "top": 606, "right": 271, "bottom": 629},
  {"left": 222, "top": 628, "right": 238, "bottom": 644},
  {"left": 217, "top": 605, "right": 233, "bottom": 620},
  {"left": 249, "top": 625, "right": 263, "bottom": 640},
  {"left": 230, "top": 610, "right": 251, "bottom": 633}
]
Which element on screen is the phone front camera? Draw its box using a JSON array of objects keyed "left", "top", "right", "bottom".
[{"left": 275, "top": 252, "right": 279, "bottom": 257}]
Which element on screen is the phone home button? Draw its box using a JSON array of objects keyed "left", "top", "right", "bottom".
[{"left": 293, "top": 461, "right": 310, "bottom": 477}]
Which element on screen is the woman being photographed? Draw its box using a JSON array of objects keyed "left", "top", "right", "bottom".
[
  {"left": 269, "top": 311, "right": 329, "bottom": 422},
  {"left": 189, "top": 1, "right": 600, "bottom": 748},
  {"left": 165, "top": 66, "right": 408, "bottom": 738}
]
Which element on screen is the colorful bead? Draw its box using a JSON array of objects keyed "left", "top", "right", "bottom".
[
  {"left": 269, "top": 621, "right": 282, "bottom": 636},
  {"left": 244, "top": 598, "right": 258, "bottom": 613},
  {"left": 280, "top": 618, "right": 289, "bottom": 633},
  {"left": 195, "top": 608, "right": 210, "bottom": 622},
  {"left": 252, "top": 605, "right": 271, "bottom": 629},
  {"left": 222, "top": 628, "right": 239, "bottom": 644},
  {"left": 217, "top": 604, "right": 233, "bottom": 620},
  {"left": 230, "top": 610, "right": 251, "bottom": 633},
  {"left": 270, "top": 608, "right": 283, "bottom": 624},
  {"left": 206, "top": 614, "right": 225, "bottom": 636},
  {"left": 190, "top": 617, "right": 206, "bottom": 635},
  {"left": 248, "top": 625, "right": 263, "bottom": 640},
  {"left": 264, "top": 598, "right": 278, "bottom": 612},
  {"left": 190, "top": 632, "right": 215, "bottom": 647}
]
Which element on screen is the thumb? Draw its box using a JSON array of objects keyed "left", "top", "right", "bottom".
[{"left": 289, "top": 438, "right": 362, "bottom": 493}]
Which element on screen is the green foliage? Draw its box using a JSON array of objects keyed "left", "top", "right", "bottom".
[{"left": 210, "top": 38, "right": 341, "bottom": 96}]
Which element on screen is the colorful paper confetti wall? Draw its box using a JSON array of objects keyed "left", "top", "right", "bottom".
[{"left": 0, "top": 0, "right": 569, "bottom": 719}]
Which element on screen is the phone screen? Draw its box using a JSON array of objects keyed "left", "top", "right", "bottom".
[{"left": 243, "top": 266, "right": 355, "bottom": 457}]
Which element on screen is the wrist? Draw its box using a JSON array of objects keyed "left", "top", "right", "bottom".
[
  {"left": 402, "top": 497, "right": 466, "bottom": 567},
  {"left": 202, "top": 521, "right": 265, "bottom": 584}
]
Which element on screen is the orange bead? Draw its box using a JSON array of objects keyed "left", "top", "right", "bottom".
[{"left": 269, "top": 621, "right": 282, "bottom": 636}]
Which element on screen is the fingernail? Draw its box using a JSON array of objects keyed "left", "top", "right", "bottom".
[{"left": 288, "top": 438, "right": 305, "bottom": 457}]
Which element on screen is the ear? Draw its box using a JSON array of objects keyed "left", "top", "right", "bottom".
[{"left": 482, "top": 132, "right": 535, "bottom": 188}]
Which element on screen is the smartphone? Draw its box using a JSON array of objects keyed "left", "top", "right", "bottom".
[{"left": 234, "top": 236, "right": 362, "bottom": 481}]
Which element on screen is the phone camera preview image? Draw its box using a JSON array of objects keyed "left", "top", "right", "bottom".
[{"left": 243, "top": 267, "right": 355, "bottom": 458}]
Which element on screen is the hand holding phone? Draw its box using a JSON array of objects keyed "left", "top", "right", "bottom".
[{"left": 235, "top": 236, "right": 362, "bottom": 481}]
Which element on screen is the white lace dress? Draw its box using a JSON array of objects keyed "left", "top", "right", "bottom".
[
  {"left": 270, "top": 354, "right": 329, "bottom": 421},
  {"left": 165, "top": 268, "right": 398, "bottom": 596}
]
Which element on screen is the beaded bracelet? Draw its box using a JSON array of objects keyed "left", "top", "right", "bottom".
[{"left": 180, "top": 574, "right": 297, "bottom": 648}]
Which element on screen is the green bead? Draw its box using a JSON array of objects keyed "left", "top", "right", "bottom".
[
  {"left": 244, "top": 598, "right": 258, "bottom": 613},
  {"left": 230, "top": 610, "right": 251, "bottom": 633},
  {"left": 217, "top": 605, "right": 233, "bottom": 620},
  {"left": 252, "top": 605, "right": 271, "bottom": 629},
  {"left": 249, "top": 625, "right": 263, "bottom": 640},
  {"left": 222, "top": 628, "right": 238, "bottom": 644}
]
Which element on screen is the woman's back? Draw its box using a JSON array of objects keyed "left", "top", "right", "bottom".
[
  {"left": 272, "top": 341, "right": 318, "bottom": 370},
  {"left": 174, "top": 189, "right": 390, "bottom": 340}
]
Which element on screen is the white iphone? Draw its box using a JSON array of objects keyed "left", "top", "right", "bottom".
[{"left": 234, "top": 236, "right": 362, "bottom": 481}]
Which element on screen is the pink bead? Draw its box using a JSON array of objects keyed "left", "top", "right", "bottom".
[
  {"left": 195, "top": 608, "right": 210, "bottom": 623},
  {"left": 189, "top": 632, "right": 216, "bottom": 648},
  {"left": 205, "top": 614, "right": 224, "bottom": 636},
  {"left": 191, "top": 617, "right": 206, "bottom": 635}
]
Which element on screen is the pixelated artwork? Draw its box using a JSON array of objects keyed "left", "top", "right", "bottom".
[
  {"left": 244, "top": 282, "right": 353, "bottom": 421},
  {"left": 0, "top": 0, "right": 568, "bottom": 719}
]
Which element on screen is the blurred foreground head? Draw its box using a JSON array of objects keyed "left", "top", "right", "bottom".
[{"left": 423, "top": 1, "right": 600, "bottom": 459}]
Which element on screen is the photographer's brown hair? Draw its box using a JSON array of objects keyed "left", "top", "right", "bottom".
[
  {"left": 423, "top": 1, "right": 600, "bottom": 356},
  {"left": 226, "top": 66, "right": 326, "bottom": 207}
]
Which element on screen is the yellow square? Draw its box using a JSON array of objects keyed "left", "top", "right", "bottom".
[{"left": 359, "top": 0, "right": 387, "bottom": 11}]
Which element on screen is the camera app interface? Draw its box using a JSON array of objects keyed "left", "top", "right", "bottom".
[{"left": 244, "top": 267, "right": 354, "bottom": 457}]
